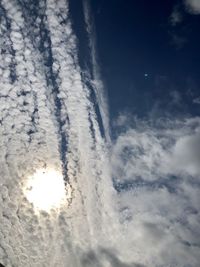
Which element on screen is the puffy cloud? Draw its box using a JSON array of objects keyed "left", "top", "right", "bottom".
[
  {"left": 0, "top": 0, "right": 113, "bottom": 266},
  {"left": 111, "top": 115, "right": 200, "bottom": 267},
  {"left": 171, "top": 133, "right": 200, "bottom": 176},
  {"left": 112, "top": 116, "right": 200, "bottom": 181}
]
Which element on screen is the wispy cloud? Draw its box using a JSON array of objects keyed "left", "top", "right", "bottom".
[
  {"left": 185, "top": 0, "right": 200, "bottom": 14},
  {"left": 169, "top": 32, "right": 188, "bottom": 49},
  {"left": 81, "top": 248, "right": 146, "bottom": 267},
  {"left": 170, "top": 5, "right": 183, "bottom": 26},
  {"left": 82, "top": 0, "right": 110, "bottom": 142},
  {"left": 193, "top": 96, "right": 200, "bottom": 104}
]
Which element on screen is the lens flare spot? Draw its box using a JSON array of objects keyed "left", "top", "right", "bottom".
[{"left": 24, "top": 168, "right": 66, "bottom": 212}]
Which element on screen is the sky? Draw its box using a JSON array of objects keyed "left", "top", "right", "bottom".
[
  {"left": 87, "top": 0, "right": 200, "bottom": 121},
  {"left": 0, "top": 0, "right": 200, "bottom": 267}
]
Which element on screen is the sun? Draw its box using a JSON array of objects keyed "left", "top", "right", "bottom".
[{"left": 24, "top": 168, "right": 67, "bottom": 212}]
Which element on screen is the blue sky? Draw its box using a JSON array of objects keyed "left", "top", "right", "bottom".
[{"left": 89, "top": 0, "right": 200, "bottom": 121}]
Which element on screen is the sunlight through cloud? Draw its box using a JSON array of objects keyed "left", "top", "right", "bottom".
[{"left": 24, "top": 168, "right": 66, "bottom": 212}]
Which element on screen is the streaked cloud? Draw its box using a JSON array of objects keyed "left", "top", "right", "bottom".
[
  {"left": 82, "top": 0, "right": 110, "bottom": 142},
  {"left": 0, "top": 0, "right": 113, "bottom": 266}
]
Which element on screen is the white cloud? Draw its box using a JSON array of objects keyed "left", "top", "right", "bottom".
[
  {"left": 112, "top": 116, "right": 200, "bottom": 181},
  {"left": 185, "top": 0, "right": 200, "bottom": 14},
  {"left": 111, "top": 115, "right": 200, "bottom": 266},
  {"left": 1, "top": 0, "right": 200, "bottom": 266},
  {"left": 170, "top": 132, "right": 200, "bottom": 176},
  {"left": 0, "top": 0, "right": 114, "bottom": 266}
]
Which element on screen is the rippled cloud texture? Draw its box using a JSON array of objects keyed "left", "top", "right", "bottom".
[
  {"left": 0, "top": 0, "right": 200, "bottom": 267},
  {"left": 0, "top": 0, "right": 114, "bottom": 266}
]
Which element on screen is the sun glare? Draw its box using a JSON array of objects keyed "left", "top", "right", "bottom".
[{"left": 24, "top": 168, "right": 66, "bottom": 212}]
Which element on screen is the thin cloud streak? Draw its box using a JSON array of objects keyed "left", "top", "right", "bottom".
[{"left": 82, "top": 0, "right": 111, "bottom": 143}]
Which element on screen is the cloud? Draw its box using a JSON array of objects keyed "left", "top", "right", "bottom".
[
  {"left": 170, "top": 6, "right": 183, "bottom": 26},
  {"left": 171, "top": 132, "right": 200, "bottom": 176},
  {"left": 112, "top": 116, "right": 200, "bottom": 181},
  {"left": 170, "top": 90, "right": 182, "bottom": 105},
  {"left": 1, "top": 0, "right": 200, "bottom": 266},
  {"left": 82, "top": 0, "right": 110, "bottom": 142},
  {"left": 81, "top": 248, "right": 146, "bottom": 267},
  {"left": 168, "top": 5, "right": 186, "bottom": 49},
  {"left": 0, "top": 0, "right": 113, "bottom": 266},
  {"left": 185, "top": 0, "right": 200, "bottom": 14},
  {"left": 111, "top": 115, "right": 200, "bottom": 267},
  {"left": 169, "top": 32, "right": 188, "bottom": 49},
  {"left": 193, "top": 97, "right": 200, "bottom": 104}
]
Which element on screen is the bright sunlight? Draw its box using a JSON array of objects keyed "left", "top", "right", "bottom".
[{"left": 24, "top": 168, "right": 66, "bottom": 212}]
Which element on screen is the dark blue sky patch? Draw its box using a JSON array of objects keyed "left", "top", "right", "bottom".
[
  {"left": 89, "top": 0, "right": 200, "bottom": 120},
  {"left": 113, "top": 175, "right": 181, "bottom": 193},
  {"left": 68, "top": 0, "right": 91, "bottom": 71}
]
